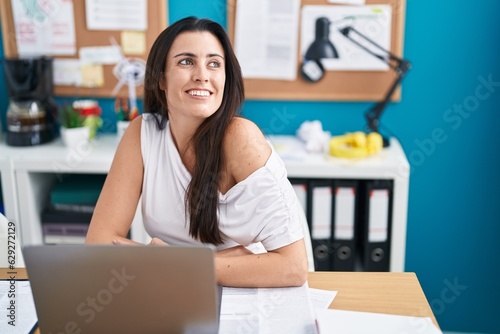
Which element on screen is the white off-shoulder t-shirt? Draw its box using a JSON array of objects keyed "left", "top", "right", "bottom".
[{"left": 140, "top": 114, "right": 304, "bottom": 251}]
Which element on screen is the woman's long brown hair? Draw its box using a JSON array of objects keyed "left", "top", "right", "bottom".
[{"left": 143, "top": 17, "right": 244, "bottom": 245}]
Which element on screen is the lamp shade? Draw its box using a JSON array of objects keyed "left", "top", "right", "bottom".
[{"left": 305, "top": 17, "right": 339, "bottom": 60}]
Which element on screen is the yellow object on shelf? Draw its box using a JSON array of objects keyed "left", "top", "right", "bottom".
[{"left": 329, "top": 132, "right": 383, "bottom": 159}]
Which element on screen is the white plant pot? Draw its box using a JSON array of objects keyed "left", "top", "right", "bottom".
[
  {"left": 61, "top": 126, "right": 90, "bottom": 150},
  {"left": 116, "top": 120, "right": 130, "bottom": 140}
]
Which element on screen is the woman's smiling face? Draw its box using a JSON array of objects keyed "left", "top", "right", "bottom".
[{"left": 161, "top": 31, "right": 226, "bottom": 122}]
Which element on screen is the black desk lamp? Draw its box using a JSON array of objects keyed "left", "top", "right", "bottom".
[{"left": 301, "top": 17, "right": 412, "bottom": 147}]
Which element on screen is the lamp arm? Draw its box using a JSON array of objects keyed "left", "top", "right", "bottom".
[
  {"left": 339, "top": 26, "right": 411, "bottom": 138},
  {"left": 339, "top": 26, "right": 405, "bottom": 70},
  {"left": 365, "top": 70, "right": 406, "bottom": 133}
]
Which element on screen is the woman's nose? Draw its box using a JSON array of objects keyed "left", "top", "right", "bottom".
[{"left": 193, "top": 65, "right": 209, "bottom": 83}]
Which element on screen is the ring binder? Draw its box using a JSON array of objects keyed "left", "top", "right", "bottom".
[
  {"left": 307, "top": 180, "right": 333, "bottom": 271},
  {"left": 332, "top": 180, "right": 358, "bottom": 271},
  {"left": 359, "top": 180, "right": 393, "bottom": 272}
]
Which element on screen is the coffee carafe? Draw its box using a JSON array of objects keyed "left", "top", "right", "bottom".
[{"left": 2, "top": 57, "right": 58, "bottom": 146}]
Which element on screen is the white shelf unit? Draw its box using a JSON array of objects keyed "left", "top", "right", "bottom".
[
  {"left": 1, "top": 134, "right": 410, "bottom": 272},
  {"left": 268, "top": 136, "right": 410, "bottom": 272},
  {"left": 0, "top": 135, "right": 149, "bottom": 247},
  {"left": 0, "top": 141, "right": 24, "bottom": 228}
]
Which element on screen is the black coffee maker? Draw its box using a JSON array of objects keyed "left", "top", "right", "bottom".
[{"left": 2, "top": 57, "right": 58, "bottom": 146}]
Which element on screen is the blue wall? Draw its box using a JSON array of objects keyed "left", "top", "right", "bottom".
[{"left": 1, "top": 1, "right": 499, "bottom": 332}]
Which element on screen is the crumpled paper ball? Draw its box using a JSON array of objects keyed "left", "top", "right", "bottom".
[{"left": 296, "top": 120, "right": 331, "bottom": 153}]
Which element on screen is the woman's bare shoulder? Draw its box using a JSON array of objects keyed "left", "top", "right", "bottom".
[
  {"left": 127, "top": 115, "right": 143, "bottom": 136},
  {"left": 223, "top": 117, "right": 271, "bottom": 182},
  {"left": 224, "top": 117, "right": 264, "bottom": 141},
  {"left": 113, "top": 115, "right": 143, "bottom": 161}
]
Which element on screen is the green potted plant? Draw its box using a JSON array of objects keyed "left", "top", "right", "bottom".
[
  {"left": 60, "top": 101, "right": 103, "bottom": 149},
  {"left": 61, "top": 104, "right": 84, "bottom": 129},
  {"left": 60, "top": 104, "right": 90, "bottom": 150}
]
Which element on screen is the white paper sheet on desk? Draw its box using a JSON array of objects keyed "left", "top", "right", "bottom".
[
  {"left": 309, "top": 288, "right": 338, "bottom": 310},
  {"left": 0, "top": 281, "right": 37, "bottom": 334},
  {"left": 316, "top": 309, "right": 443, "bottom": 334},
  {"left": 218, "top": 282, "right": 317, "bottom": 333}
]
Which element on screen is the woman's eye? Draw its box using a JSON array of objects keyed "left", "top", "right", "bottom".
[
  {"left": 208, "top": 61, "right": 221, "bottom": 68},
  {"left": 179, "top": 59, "right": 193, "bottom": 65}
]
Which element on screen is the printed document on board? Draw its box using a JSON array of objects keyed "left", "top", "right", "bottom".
[
  {"left": 85, "top": 0, "right": 147, "bottom": 31},
  {"left": 234, "top": 0, "right": 301, "bottom": 80},
  {"left": 10, "top": 0, "right": 76, "bottom": 56}
]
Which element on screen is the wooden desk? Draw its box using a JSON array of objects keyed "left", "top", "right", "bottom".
[
  {"left": 307, "top": 271, "right": 439, "bottom": 328},
  {"left": 1, "top": 269, "right": 438, "bottom": 332}
]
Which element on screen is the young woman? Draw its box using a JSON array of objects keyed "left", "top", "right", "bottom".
[{"left": 86, "top": 17, "right": 308, "bottom": 288}]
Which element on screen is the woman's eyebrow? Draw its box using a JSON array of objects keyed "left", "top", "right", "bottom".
[
  {"left": 174, "top": 52, "right": 224, "bottom": 59},
  {"left": 174, "top": 52, "right": 196, "bottom": 58},
  {"left": 207, "top": 53, "right": 224, "bottom": 59}
]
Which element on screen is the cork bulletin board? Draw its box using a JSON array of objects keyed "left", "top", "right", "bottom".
[
  {"left": 227, "top": 0, "right": 407, "bottom": 101},
  {"left": 0, "top": 0, "right": 168, "bottom": 98}
]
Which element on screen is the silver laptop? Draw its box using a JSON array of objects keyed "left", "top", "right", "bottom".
[{"left": 24, "top": 245, "right": 221, "bottom": 334}]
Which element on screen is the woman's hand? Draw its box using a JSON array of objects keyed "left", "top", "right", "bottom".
[
  {"left": 149, "top": 237, "right": 169, "bottom": 246},
  {"left": 112, "top": 238, "right": 142, "bottom": 246}
]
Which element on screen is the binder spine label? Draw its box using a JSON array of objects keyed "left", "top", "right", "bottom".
[
  {"left": 334, "top": 187, "right": 355, "bottom": 240},
  {"left": 368, "top": 189, "right": 389, "bottom": 242},
  {"left": 311, "top": 187, "right": 332, "bottom": 240}
]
